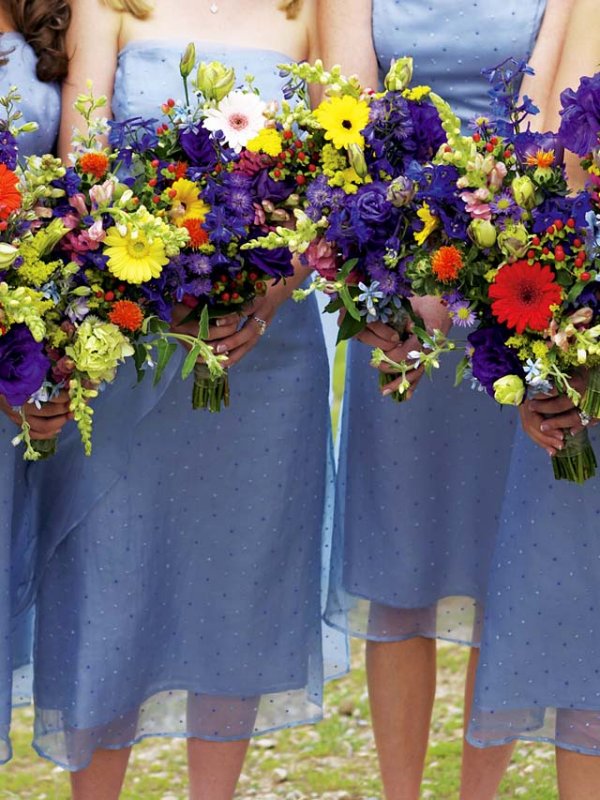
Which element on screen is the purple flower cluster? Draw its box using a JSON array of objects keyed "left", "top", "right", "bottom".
[
  {"left": 468, "top": 326, "right": 524, "bottom": 397},
  {"left": 558, "top": 73, "right": 600, "bottom": 157},
  {"left": 0, "top": 324, "right": 49, "bottom": 406}
]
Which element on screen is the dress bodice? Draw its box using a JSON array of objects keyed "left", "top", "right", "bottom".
[
  {"left": 372, "top": 0, "right": 546, "bottom": 124},
  {"left": 113, "top": 40, "right": 293, "bottom": 121},
  {"left": 0, "top": 33, "right": 60, "bottom": 156}
]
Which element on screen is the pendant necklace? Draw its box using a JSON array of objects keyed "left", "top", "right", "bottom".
[{"left": 209, "top": 1, "right": 219, "bottom": 13}]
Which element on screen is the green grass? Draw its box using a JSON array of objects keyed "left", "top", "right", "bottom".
[{"left": 3, "top": 643, "right": 558, "bottom": 799}]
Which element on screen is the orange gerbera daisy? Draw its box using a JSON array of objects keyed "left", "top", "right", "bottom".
[
  {"left": 431, "top": 246, "right": 464, "bottom": 283},
  {"left": 183, "top": 217, "right": 209, "bottom": 249},
  {"left": 489, "top": 259, "right": 562, "bottom": 333},
  {"left": 79, "top": 152, "right": 110, "bottom": 180},
  {"left": 108, "top": 299, "right": 144, "bottom": 332},
  {"left": 0, "top": 164, "right": 21, "bottom": 219},
  {"left": 525, "top": 149, "right": 555, "bottom": 168}
]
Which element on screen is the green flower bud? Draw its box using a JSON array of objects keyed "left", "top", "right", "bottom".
[
  {"left": 0, "top": 243, "right": 19, "bottom": 268},
  {"left": 493, "top": 374, "right": 525, "bottom": 406},
  {"left": 468, "top": 218, "right": 497, "bottom": 249},
  {"left": 387, "top": 175, "right": 416, "bottom": 207},
  {"left": 179, "top": 43, "right": 196, "bottom": 80},
  {"left": 384, "top": 57, "right": 413, "bottom": 92},
  {"left": 347, "top": 143, "right": 368, "bottom": 178},
  {"left": 195, "top": 61, "right": 236, "bottom": 103},
  {"left": 497, "top": 222, "right": 530, "bottom": 260},
  {"left": 511, "top": 175, "right": 537, "bottom": 210}
]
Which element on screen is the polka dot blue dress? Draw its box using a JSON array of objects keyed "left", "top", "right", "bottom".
[
  {"left": 0, "top": 32, "right": 60, "bottom": 764},
  {"left": 325, "top": 0, "right": 546, "bottom": 645},
  {"left": 468, "top": 426, "right": 600, "bottom": 755},
  {"left": 17, "top": 42, "right": 346, "bottom": 771}
]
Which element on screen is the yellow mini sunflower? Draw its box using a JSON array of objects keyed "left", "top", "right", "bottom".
[
  {"left": 104, "top": 225, "right": 169, "bottom": 284},
  {"left": 170, "top": 178, "right": 210, "bottom": 227},
  {"left": 314, "top": 95, "right": 370, "bottom": 150}
]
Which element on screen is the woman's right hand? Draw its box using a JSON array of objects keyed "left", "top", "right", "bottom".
[{"left": 0, "top": 390, "right": 72, "bottom": 440}]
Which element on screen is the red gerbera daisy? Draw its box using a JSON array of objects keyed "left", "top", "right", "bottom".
[
  {"left": 183, "top": 217, "right": 209, "bottom": 249},
  {"left": 431, "top": 245, "right": 464, "bottom": 283},
  {"left": 0, "top": 163, "right": 21, "bottom": 219},
  {"left": 79, "top": 152, "right": 110, "bottom": 180},
  {"left": 489, "top": 260, "right": 562, "bottom": 333},
  {"left": 108, "top": 300, "right": 144, "bottom": 332}
]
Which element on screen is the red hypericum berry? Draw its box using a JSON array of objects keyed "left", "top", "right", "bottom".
[
  {"left": 546, "top": 225, "right": 555, "bottom": 235},
  {"left": 220, "top": 274, "right": 228, "bottom": 282},
  {"left": 249, "top": 272, "right": 258, "bottom": 281},
  {"left": 296, "top": 174, "right": 306, "bottom": 185},
  {"left": 152, "top": 195, "right": 161, "bottom": 204},
  {"left": 576, "top": 256, "right": 586, "bottom": 269},
  {"left": 297, "top": 151, "right": 306, "bottom": 161},
  {"left": 156, "top": 127, "right": 162, "bottom": 135},
  {"left": 485, "top": 142, "right": 494, "bottom": 152},
  {"left": 221, "top": 292, "right": 230, "bottom": 302},
  {"left": 104, "top": 291, "right": 115, "bottom": 302},
  {"left": 167, "top": 164, "right": 177, "bottom": 173},
  {"left": 532, "top": 236, "right": 540, "bottom": 246},
  {"left": 151, "top": 159, "right": 160, "bottom": 168},
  {"left": 567, "top": 218, "right": 576, "bottom": 229},
  {"left": 148, "top": 178, "right": 158, "bottom": 187},
  {"left": 231, "top": 292, "right": 240, "bottom": 300},
  {"left": 504, "top": 149, "right": 512, "bottom": 159},
  {"left": 527, "top": 250, "right": 536, "bottom": 260},
  {"left": 444, "top": 145, "right": 452, "bottom": 152},
  {"left": 308, "top": 163, "right": 317, "bottom": 172},
  {"left": 273, "top": 169, "right": 282, "bottom": 178},
  {"left": 95, "top": 290, "right": 104, "bottom": 298},
  {"left": 283, "top": 130, "right": 293, "bottom": 140},
  {"left": 542, "top": 247, "right": 550, "bottom": 255},
  {"left": 167, "top": 98, "right": 175, "bottom": 107},
  {"left": 168, "top": 188, "right": 177, "bottom": 199},
  {"left": 473, "top": 133, "right": 481, "bottom": 143},
  {"left": 294, "top": 139, "right": 302, "bottom": 149},
  {"left": 554, "top": 219, "right": 564, "bottom": 231},
  {"left": 490, "top": 136, "right": 498, "bottom": 145},
  {"left": 574, "top": 238, "right": 583, "bottom": 248},
  {"left": 214, "top": 163, "right": 222, "bottom": 173},
  {"left": 581, "top": 272, "right": 591, "bottom": 282},
  {"left": 554, "top": 247, "right": 565, "bottom": 262},
  {"left": 118, "top": 284, "right": 126, "bottom": 293}
]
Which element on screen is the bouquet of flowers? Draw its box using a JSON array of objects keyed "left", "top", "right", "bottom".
[
  {"left": 106, "top": 43, "right": 316, "bottom": 411},
  {"left": 381, "top": 59, "right": 600, "bottom": 483}
]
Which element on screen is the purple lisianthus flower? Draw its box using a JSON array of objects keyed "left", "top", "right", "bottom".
[
  {"left": 355, "top": 183, "right": 393, "bottom": 224},
  {"left": 179, "top": 123, "right": 217, "bottom": 170},
  {"left": 468, "top": 325, "right": 524, "bottom": 397},
  {"left": 0, "top": 129, "right": 18, "bottom": 170},
  {"left": 0, "top": 325, "right": 50, "bottom": 406},
  {"left": 558, "top": 73, "right": 600, "bottom": 157},
  {"left": 253, "top": 168, "right": 295, "bottom": 203},
  {"left": 244, "top": 242, "right": 294, "bottom": 281},
  {"left": 514, "top": 129, "right": 564, "bottom": 167}
]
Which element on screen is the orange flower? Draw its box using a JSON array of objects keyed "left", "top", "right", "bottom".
[
  {"left": 183, "top": 217, "right": 209, "bottom": 248},
  {"left": 108, "top": 300, "right": 144, "bottom": 332},
  {"left": 525, "top": 149, "right": 555, "bottom": 168},
  {"left": 79, "top": 152, "right": 110, "bottom": 180},
  {"left": 174, "top": 161, "right": 189, "bottom": 180},
  {"left": 431, "top": 246, "right": 464, "bottom": 283},
  {"left": 0, "top": 164, "right": 21, "bottom": 219}
]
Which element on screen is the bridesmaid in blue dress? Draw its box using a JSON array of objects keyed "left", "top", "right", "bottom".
[
  {"left": 468, "top": 3, "right": 600, "bottom": 796},
  {"left": 0, "top": 0, "right": 69, "bottom": 764},
  {"left": 319, "top": 1, "right": 573, "bottom": 797},
  {"left": 21, "top": 1, "right": 344, "bottom": 797}
]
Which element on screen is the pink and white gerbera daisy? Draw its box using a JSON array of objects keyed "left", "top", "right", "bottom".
[{"left": 203, "top": 91, "right": 267, "bottom": 152}]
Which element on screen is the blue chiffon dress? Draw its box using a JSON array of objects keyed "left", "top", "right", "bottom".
[
  {"left": 19, "top": 43, "right": 346, "bottom": 771},
  {"left": 0, "top": 32, "right": 61, "bottom": 764},
  {"left": 325, "top": 0, "right": 546, "bottom": 645},
  {"left": 468, "top": 426, "right": 600, "bottom": 755}
]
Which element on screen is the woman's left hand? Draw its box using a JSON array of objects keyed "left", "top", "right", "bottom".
[{"left": 527, "top": 372, "right": 596, "bottom": 438}]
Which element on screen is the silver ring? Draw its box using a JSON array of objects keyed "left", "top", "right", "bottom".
[
  {"left": 579, "top": 410, "right": 592, "bottom": 427},
  {"left": 253, "top": 316, "right": 268, "bottom": 336}
]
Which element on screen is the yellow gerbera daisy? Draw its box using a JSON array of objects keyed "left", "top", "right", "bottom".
[
  {"left": 314, "top": 95, "right": 370, "bottom": 150},
  {"left": 104, "top": 225, "right": 169, "bottom": 284},
  {"left": 170, "top": 178, "right": 210, "bottom": 227},
  {"left": 414, "top": 203, "right": 439, "bottom": 245}
]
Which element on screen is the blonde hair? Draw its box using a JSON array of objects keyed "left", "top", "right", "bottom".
[
  {"left": 102, "top": 0, "right": 154, "bottom": 18},
  {"left": 278, "top": 0, "right": 302, "bottom": 18}
]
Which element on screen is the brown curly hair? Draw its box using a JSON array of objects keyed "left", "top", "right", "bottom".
[
  {"left": 0, "top": 0, "right": 71, "bottom": 82},
  {"left": 278, "top": 0, "right": 302, "bottom": 18}
]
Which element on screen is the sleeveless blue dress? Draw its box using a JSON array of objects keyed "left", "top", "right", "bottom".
[
  {"left": 0, "top": 32, "right": 60, "bottom": 764},
  {"left": 21, "top": 42, "right": 345, "bottom": 771},
  {"left": 468, "top": 431, "right": 600, "bottom": 755},
  {"left": 325, "top": 0, "right": 546, "bottom": 645}
]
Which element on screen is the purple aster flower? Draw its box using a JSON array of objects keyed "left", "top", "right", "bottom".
[
  {"left": 365, "top": 262, "right": 402, "bottom": 296},
  {"left": 186, "top": 277, "right": 213, "bottom": 296},
  {"left": 468, "top": 325, "right": 524, "bottom": 397},
  {"left": 448, "top": 299, "right": 476, "bottom": 327},
  {"left": 0, "top": 129, "right": 18, "bottom": 170},
  {"left": 490, "top": 190, "right": 518, "bottom": 217},
  {"left": 558, "top": 73, "right": 600, "bottom": 156},
  {"left": 187, "top": 254, "right": 213, "bottom": 276},
  {"left": 0, "top": 325, "right": 50, "bottom": 406}
]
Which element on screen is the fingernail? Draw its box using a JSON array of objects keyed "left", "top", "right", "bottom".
[
  {"left": 215, "top": 318, "right": 226, "bottom": 327},
  {"left": 382, "top": 388, "right": 394, "bottom": 396},
  {"left": 540, "top": 424, "right": 548, "bottom": 432},
  {"left": 215, "top": 344, "right": 228, "bottom": 354},
  {"left": 546, "top": 449, "right": 555, "bottom": 457},
  {"left": 392, "top": 332, "right": 400, "bottom": 343}
]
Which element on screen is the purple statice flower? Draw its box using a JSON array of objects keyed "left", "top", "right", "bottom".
[
  {"left": 306, "top": 175, "right": 344, "bottom": 221},
  {"left": 185, "top": 277, "right": 213, "bottom": 297},
  {"left": 179, "top": 122, "right": 217, "bottom": 170},
  {"left": 558, "top": 73, "right": 600, "bottom": 157},
  {"left": 468, "top": 325, "right": 524, "bottom": 397},
  {"left": 0, "top": 324, "right": 50, "bottom": 406},
  {"left": 0, "top": 129, "right": 18, "bottom": 169},
  {"left": 187, "top": 254, "right": 213, "bottom": 276}
]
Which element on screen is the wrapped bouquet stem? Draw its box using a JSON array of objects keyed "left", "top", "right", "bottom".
[
  {"left": 552, "top": 428, "right": 597, "bottom": 483},
  {"left": 192, "top": 362, "right": 230, "bottom": 412}
]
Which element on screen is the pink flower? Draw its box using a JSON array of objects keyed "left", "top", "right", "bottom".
[
  {"left": 488, "top": 161, "right": 508, "bottom": 190},
  {"left": 460, "top": 188, "right": 492, "bottom": 220},
  {"left": 306, "top": 237, "right": 338, "bottom": 280},
  {"left": 69, "top": 192, "right": 88, "bottom": 216}
]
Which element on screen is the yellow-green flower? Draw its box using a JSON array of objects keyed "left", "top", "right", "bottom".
[
  {"left": 493, "top": 374, "right": 525, "bottom": 406},
  {"left": 66, "top": 318, "right": 134, "bottom": 383},
  {"left": 104, "top": 225, "right": 168, "bottom": 284},
  {"left": 414, "top": 203, "right": 439, "bottom": 245},
  {"left": 314, "top": 95, "right": 370, "bottom": 150},
  {"left": 403, "top": 85, "right": 431, "bottom": 102},
  {"left": 246, "top": 127, "right": 283, "bottom": 157}
]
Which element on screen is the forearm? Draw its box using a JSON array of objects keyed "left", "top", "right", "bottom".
[{"left": 318, "top": 0, "right": 378, "bottom": 87}]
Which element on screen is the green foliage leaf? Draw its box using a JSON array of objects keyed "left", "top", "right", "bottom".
[{"left": 154, "top": 338, "right": 177, "bottom": 386}]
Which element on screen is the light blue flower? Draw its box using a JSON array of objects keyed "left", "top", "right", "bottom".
[{"left": 357, "top": 281, "right": 385, "bottom": 321}]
